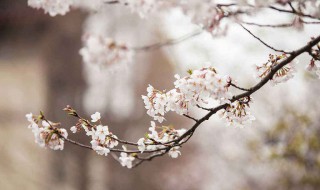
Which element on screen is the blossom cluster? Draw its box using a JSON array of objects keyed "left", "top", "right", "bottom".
[
  {"left": 26, "top": 113, "right": 68, "bottom": 150},
  {"left": 119, "top": 146, "right": 135, "bottom": 168},
  {"left": 137, "top": 121, "right": 186, "bottom": 158},
  {"left": 28, "top": 0, "right": 73, "bottom": 16},
  {"left": 306, "top": 59, "right": 320, "bottom": 78},
  {"left": 27, "top": 0, "right": 320, "bottom": 23},
  {"left": 254, "top": 54, "right": 296, "bottom": 85},
  {"left": 179, "top": 0, "right": 226, "bottom": 34},
  {"left": 70, "top": 112, "right": 119, "bottom": 157},
  {"left": 218, "top": 97, "right": 255, "bottom": 127},
  {"left": 142, "top": 67, "right": 232, "bottom": 123},
  {"left": 79, "top": 35, "right": 134, "bottom": 67},
  {"left": 306, "top": 44, "right": 320, "bottom": 78},
  {"left": 119, "top": 0, "right": 164, "bottom": 18}
]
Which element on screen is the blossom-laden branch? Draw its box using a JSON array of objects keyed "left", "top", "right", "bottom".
[
  {"left": 26, "top": 35, "right": 320, "bottom": 168},
  {"left": 27, "top": 0, "right": 320, "bottom": 69}
]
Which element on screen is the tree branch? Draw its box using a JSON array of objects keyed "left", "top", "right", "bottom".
[
  {"left": 131, "top": 29, "right": 203, "bottom": 52},
  {"left": 240, "top": 24, "right": 293, "bottom": 54}
]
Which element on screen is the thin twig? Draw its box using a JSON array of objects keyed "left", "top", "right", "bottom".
[
  {"left": 229, "top": 82, "right": 251, "bottom": 91},
  {"left": 183, "top": 114, "right": 199, "bottom": 122},
  {"left": 269, "top": 5, "right": 320, "bottom": 21},
  {"left": 196, "top": 105, "right": 212, "bottom": 111},
  {"left": 240, "top": 24, "right": 293, "bottom": 54},
  {"left": 242, "top": 21, "right": 293, "bottom": 28},
  {"left": 131, "top": 30, "right": 203, "bottom": 52}
]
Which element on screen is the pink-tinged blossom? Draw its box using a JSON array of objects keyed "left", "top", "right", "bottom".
[
  {"left": 26, "top": 113, "right": 68, "bottom": 150},
  {"left": 143, "top": 67, "right": 232, "bottom": 122},
  {"left": 306, "top": 59, "right": 320, "bottom": 79},
  {"left": 254, "top": 54, "right": 297, "bottom": 85},
  {"left": 140, "top": 121, "right": 186, "bottom": 156},
  {"left": 218, "top": 97, "right": 255, "bottom": 127}
]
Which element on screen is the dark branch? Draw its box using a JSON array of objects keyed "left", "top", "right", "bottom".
[
  {"left": 269, "top": 5, "right": 320, "bottom": 21},
  {"left": 240, "top": 24, "right": 293, "bottom": 54}
]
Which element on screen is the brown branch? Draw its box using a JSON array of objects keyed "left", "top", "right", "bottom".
[{"left": 63, "top": 137, "right": 93, "bottom": 150}]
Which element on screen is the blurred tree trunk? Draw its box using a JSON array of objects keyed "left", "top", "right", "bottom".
[{"left": 41, "top": 11, "right": 89, "bottom": 190}]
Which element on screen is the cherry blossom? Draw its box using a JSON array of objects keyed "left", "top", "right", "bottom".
[
  {"left": 254, "top": 54, "right": 297, "bottom": 85},
  {"left": 218, "top": 97, "right": 256, "bottom": 127},
  {"left": 26, "top": 113, "right": 68, "bottom": 150},
  {"left": 137, "top": 121, "right": 187, "bottom": 153},
  {"left": 168, "top": 147, "right": 181, "bottom": 158},
  {"left": 93, "top": 145, "right": 110, "bottom": 156},
  {"left": 119, "top": 0, "right": 164, "bottom": 18},
  {"left": 306, "top": 59, "right": 320, "bottom": 78},
  {"left": 119, "top": 146, "right": 135, "bottom": 169},
  {"left": 70, "top": 126, "right": 77, "bottom": 133},
  {"left": 24, "top": 0, "right": 320, "bottom": 170},
  {"left": 79, "top": 35, "right": 134, "bottom": 67},
  {"left": 143, "top": 67, "right": 232, "bottom": 122},
  {"left": 28, "top": 0, "right": 73, "bottom": 16},
  {"left": 95, "top": 125, "right": 109, "bottom": 141},
  {"left": 91, "top": 112, "right": 101, "bottom": 122},
  {"left": 137, "top": 138, "right": 146, "bottom": 153}
]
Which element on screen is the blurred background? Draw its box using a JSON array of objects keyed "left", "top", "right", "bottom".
[{"left": 1, "top": 1, "right": 320, "bottom": 190}]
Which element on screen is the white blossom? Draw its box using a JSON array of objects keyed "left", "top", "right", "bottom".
[
  {"left": 254, "top": 54, "right": 297, "bottom": 85},
  {"left": 85, "top": 113, "right": 119, "bottom": 155},
  {"left": 70, "top": 126, "right": 77, "bottom": 133},
  {"left": 95, "top": 125, "right": 109, "bottom": 142},
  {"left": 26, "top": 113, "right": 68, "bottom": 150},
  {"left": 137, "top": 138, "right": 146, "bottom": 153},
  {"left": 143, "top": 67, "right": 232, "bottom": 122},
  {"left": 105, "top": 135, "right": 119, "bottom": 148},
  {"left": 91, "top": 112, "right": 101, "bottom": 122},
  {"left": 79, "top": 35, "right": 134, "bottom": 67},
  {"left": 219, "top": 97, "right": 255, "bottom": 127},
  {"left": 142, "top": 121, "right": 186, "bottom": 154},
  {"left": 28, "top": 0, "right": 73, "bottom": 16},
  {"left": 168, "top": 147, "right": 181, "bottom": 158},
  {"left": 119, "top": 146, "right": 135, "bottom": 169},
  {"left": 93, "top": 145, "right": 110, "bottom": 156},
  {"left": 119, "top": 0, "right": 163, "bottom": 18}
]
